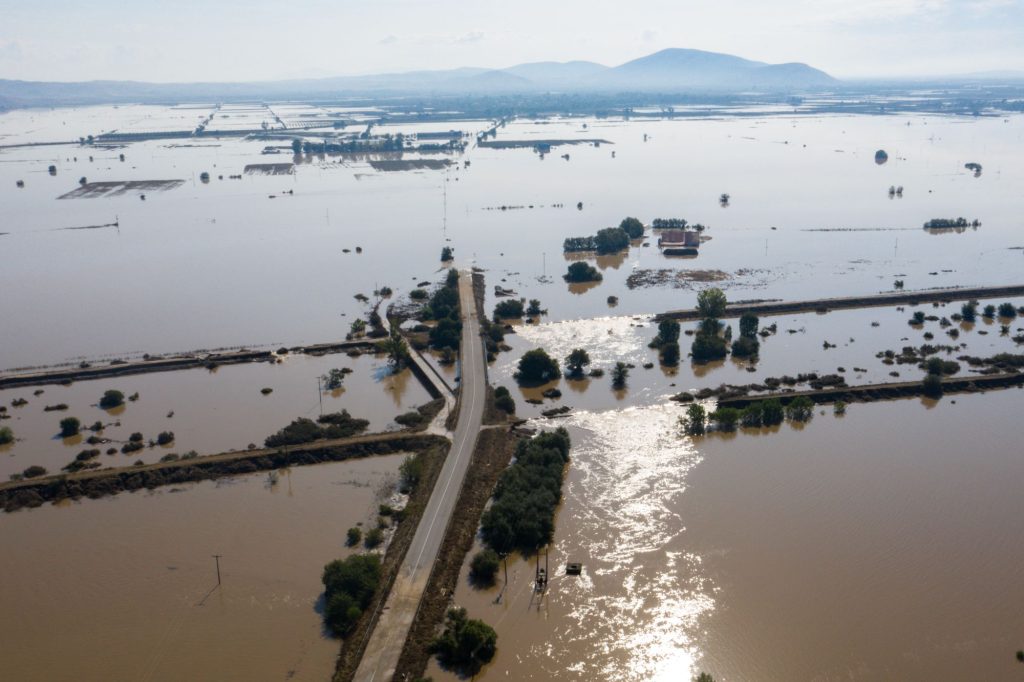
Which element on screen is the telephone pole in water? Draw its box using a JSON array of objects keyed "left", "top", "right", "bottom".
[{"left": 212, "top": 554, "right": 222, "bottom": 585}]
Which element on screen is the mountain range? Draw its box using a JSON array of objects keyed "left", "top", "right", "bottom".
[{"left": 0, "top": 49, "right": 837, "bottom": 107}]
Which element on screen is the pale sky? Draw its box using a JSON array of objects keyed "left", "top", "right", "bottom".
[{"left": 0, "top": 0, "right": 1022, "bottom": 82}]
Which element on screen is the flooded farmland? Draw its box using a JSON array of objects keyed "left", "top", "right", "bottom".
[
  {"left": 4, "top": 99, "right": 1024, "bottom": 682},
  {"left": 431, "top": 392, "right": 1024, "bottom": 681},
  {"left": 0, "top": 351, "right": 431, "bottom": 479},
  {"left": 0, "top": 455, "right": 406, "bottom": 682}
]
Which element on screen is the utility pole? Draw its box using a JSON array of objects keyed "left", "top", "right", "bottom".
[
  {"left": 212, "top": 554, "right": 222, "bottom": 585},
  {"left": 317, "top": 377, "right": 323, "bottom": 417}
]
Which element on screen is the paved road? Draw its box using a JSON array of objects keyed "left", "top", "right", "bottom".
[{"left": 353, "top": 271, "right": 486, "bottom": 682}]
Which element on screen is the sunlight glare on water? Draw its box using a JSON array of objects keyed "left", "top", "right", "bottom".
[{"left": 554, "top": 403, "right": 713, "bottom": 681}]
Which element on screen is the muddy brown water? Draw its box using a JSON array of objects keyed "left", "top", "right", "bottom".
[
  {"left": 0, "top": 351, "right": 430, "bottom": 479},
  {"left": 0, "top": 454, "right": 406, "bottom": 682},
  {"left": 430, "top": 391, "right": 1024, "bottom": 681}
]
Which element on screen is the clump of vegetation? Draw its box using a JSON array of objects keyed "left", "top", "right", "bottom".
[
  {"left": 961, "top": 301, "right": 978, "bottom": 322},
  {"left": 261, "top": 387, "right": 273, "bottom": 395},
  {"left": 22, "top": 465, "right": 48, "bottom": 479},
  {"left": 430, "top": 607, "right": 498, "bottom": 676},
  {"left": 99, "top": 390, "right": 125, "bottom": 409},
  {"left": 681, "top": 403, "right": 706, "bottom": 436},
  {"left": 321, "top": 554, "right": 382, "bottom": 637},
  {"left": 493, "top": 386, "right": 516, "bottom": 414},
  {"left": 785, "top": 396, "right": 814, "bottom": 422},
  {"left": 925, "top": 356, "right": 959, "bottom": 376},
  {"left": 691, "top": 289, "right": 729, "bottom": 362},
  {"left": 983, "top": 304, "right": 997, "bottom": 319},
  {"left": 564, "top": 261, "right": 602, "bottom": 283},
  {"left": 11, "top": 398, "right": 28, "bottom": 407},
  {"left": 43, "top": 403, "right": 69, "bottom": 412},
  {"left": 480, "top": 428, "right": 571, "bottom": 554},
  {"left": 834, "top": 401, "right": 847, "bottom": 416},
  {"left": 923, "top": 373, "right": 943, "bottom": 398},
  {"left": 0, "top": 427, "right": 13, "bottom": 445},
  {"left": 264, "top": 411, "right": 369, "bottom": 447},
  {"left": 515, "top": 349, "right": 560, "bottom": 385},
  {"left": 649, "top": 319, "right": 680, "bottom": 349},
  {"left": 423, "top": 275, "right": 462, "bottom": 350},
  {"left": 924, "top": 217, "right": 979, "bottom": 229},
  {"left": 998, "top": 302, "right": 1017, "bottom": 318},
  {"left": 322, "top": 368, "right": 347, "bottom": 390},
  {"left": 493, "top": 299, "right": 525, "bottom": 320},
  {"left": 59, "top": 417, "right": 81, "bottom": 438},
  {"left": 565, "top": 348, "right": 591, "bottom": 378},
  {"left": 410, "top": 288, "right": 428, "bottom": 301},
  {"left": 441, "top": 246, "right": 454, "bottom": 261},
  {"left": 563, "top": 226, "right": 630, "bottom": 254},
  {"left": 156, "top": 431, "right": 175, "bottom": 446},
  {"left": 469, "top": 548, "right": 501, "bottom": 586},
  {"left": 395, "top": 411, "right": 426, "bottom": 427},
  {"left": 526, "top": 299, "right": 544, "bottom": 317},
  {"left": 364, "top": 527, "right": 384, "bottom": 549},
  {"left": 122, "top": 441, "right": 144, "bottom": 454},
  {"left": 619, "top": 216, "right": 644, "bottom": 239},
  {"left": 346, "top": 527, "right": 362, "bottom": 547},
  {"left": 709, "top": 407, "right": 740, "bottom": 431},
  {"left": 611, "top": 362, "right": 629, "bottom": 389}
]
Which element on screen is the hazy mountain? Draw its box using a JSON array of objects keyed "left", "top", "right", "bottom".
[
  {"left": 0, "top": 48, "right": 838, "bottom": 107},
  {"left": 602, "top": 48, "right": 836, "bottom": 90}
]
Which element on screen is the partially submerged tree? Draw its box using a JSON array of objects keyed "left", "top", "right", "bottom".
[
  {"left": 611, "top": 362, "right": 629, "bottom": 388},
  {"left": 565, "top": 348, "right": 591, "bottom": 377},
  {"left": 430, "top": 607, "right": 497, "bottom": 676},
  {"left": 515, "top": 349, "right": 560, "bottom": 384},
  {"left": 697, "top": 288, "right": 728, "bottom": 319}
]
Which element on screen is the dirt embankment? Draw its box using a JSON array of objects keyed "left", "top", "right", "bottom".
[
  {"left": 656, "top": 284, "right": 1024, "bottom": 322},
  {"left": 0, "top": 432, "right": 447, "bottom": 513},
  {"left": 331, "top": 442, "right": 450, "bottom": 682},
  {"left": 716, "top": 372, "right": 1024, "bottom": 409},
  {"left": 0, "top": 340, "right": 377, "bottom": 389},
  {"left": 392, "top": 427, "right": 520, "bottom": 681}
]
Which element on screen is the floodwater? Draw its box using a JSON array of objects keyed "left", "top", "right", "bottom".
[
  {"left": 0, "top": 351, "right": 431, "bottom": 479},
  {"left": 491, "top": 296, "right": 1024, "bottom": 419},
  {"left": 0, "top": 454, "right": 406, "bottom": 682},
  {"left": 432, "top": 391, "right": 1024, "bottom": 681},
  {"left": 2, "top": 109, "right": 1024, "bottom": 370}
]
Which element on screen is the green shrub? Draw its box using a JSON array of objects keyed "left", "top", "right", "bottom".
[
  {"left": 834, "top": 401, "right": 847, "bottom": 415},
  {"left": 998, "top": 302, "right": 1017, "bottom": 318},
  {"left": 682, "top": 404, "right": 706, "bottom": 436},
  {"left": 619, "top": 217, "right": 644, "bottom": 239},
  {"left": 346, "top": 527, "right": 362, "bottom": 547},
  {"left": 430, "top": 607, "right": 497, "bottom": 676},
  {"left": 410, "top": 288, "right": 428, "bottom": 300},
  {"left": 99, "top": 390, "right": 125, "bottom": 409},
  {"left": 709, "top": 407, "right": 740, "bottom": 431},
  {"left": 923, "top": 373, "right": 943, "bottom": 398},
  {"left": 739, "top": 313, "right": 759, "bottom": 338},
  {"left": 564, "top": 261, "right": 602, "bottom": 283},
  {"left": 493, "top": 386, "right": 516, "bottom": 414},
  {"left": 515, "top": 349, "right": 560, "bottom": 384},
  {"left": 121, "top": 441, "right": 144, "bottom": 454},
  {"left": 691, "top": 333, "right": 727, "bottom": 361},
  {"left": 565, "top": 348, "right": 591, "bottom": 376},
  {"left": 961, "top": 302, "right": 977, "bottom": 322},
  {"left": 786, "top": 396, "right": 815, "bottom": 422},
  {"left": 22, "top": 465, "right": 47, "bottom": 478},
  {"left": 593, "top": 227, "right": 630, "bottom": 254},
  {"left": 983, "top": 304, "right": 996, "bottom": 319},
  {"left": 649, "top": 319, "right": 680, "bottom": 348},
  {"left": 395, "top": 411, "right": 425, "bottom": 427},
  {"left": 364, "top": 527, "right": 384, "bottom": 549},
  {"left": 399, "top": 454, "right": 424, "bottom": 493},
  {"left": 0, "top": 427, "right": 13, "bottom": 445},
  {"left": 129, "top": 432, "right": 144, "bottom": 442},
  {"left": 697, "top": 288, "right": 727, "bottom": 318},
  {"left": 59, "top": 417, "right": 81, "bottom": 438},
  {"left": 731, "top": 335, "right": 759, "bottom": 358},
  {"left": 493, "top": 299, "right": 525, "bottom": 319},
  {"left": 321, "top": 554, "right": 382, "bottom": 636},
  {"left": 660, "top": 342, "right": 680, "bottom": 366},
  {"left": 611, "top": 362, "right": 629, "bottom": 388},
  {"left": 156, "top": 431, "right": 175, "bottom": 446},
  {"left": 761, "top": 399, "right": 784, "bottom": 425},
  {"left": 469, "top": 549, "right": 501, "bottom": 586},
  {"left": 740, "top": 402, "right": 763, "bottom": 427}
]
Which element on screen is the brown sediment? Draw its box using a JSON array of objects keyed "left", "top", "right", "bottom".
[
  {"left": 715, "top": 372, "right": 1024, "bottom": 409},
  {"left": 656, "top": 284, "right": 1024, "bottom": 321},
  {"left": 391, "top": 428, "right": 520, "bottom": 682},
  {"left": 627, "top": 268, "right": 731, "bottom": 289},
  {"left": 330, "top": 442, "right": 450, "bottom": 682},
  {"left": 0, "top": 431, "right": 448, "bottom": 513}
]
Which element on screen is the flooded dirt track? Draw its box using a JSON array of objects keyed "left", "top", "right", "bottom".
[{"left": 0, "top": 456, "right": 406, "bottom": 682}]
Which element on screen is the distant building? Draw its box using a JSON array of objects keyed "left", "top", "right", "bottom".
[{"left": 658, "top": 230, "right": 700, "bottom": 248}]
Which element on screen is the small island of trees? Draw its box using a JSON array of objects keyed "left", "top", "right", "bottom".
[
  {"left": 563, "top": 226, "right": 631, "bottom": 254},
  {"left": 564, "top": 261, "right": 602, "bottom": 283},
  {"left": 923, "top": 217, "right": 980, "bottom": 229}
]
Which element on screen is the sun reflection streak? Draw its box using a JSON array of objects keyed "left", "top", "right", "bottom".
[{"left": 532, "top": 402, "right": 714, "bottom": 681}]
